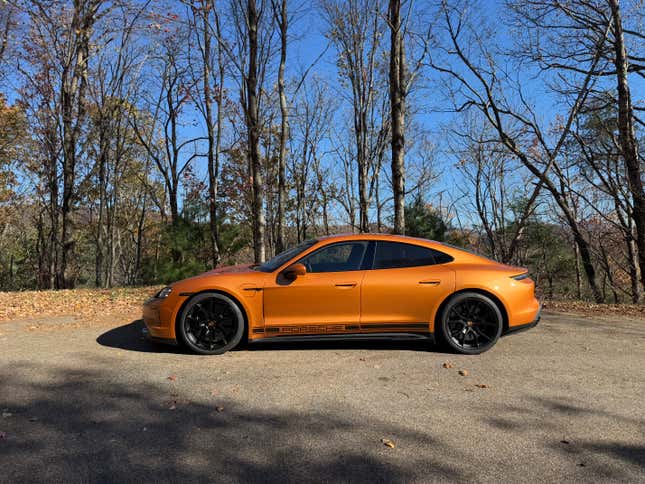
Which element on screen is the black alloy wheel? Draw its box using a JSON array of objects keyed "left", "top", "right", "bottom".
[
  {"left": 440, "top": 292, "right": 503, "bottom": 355},
  {"left": 178, "top": 292, "right": 245, "bottom": 355}
]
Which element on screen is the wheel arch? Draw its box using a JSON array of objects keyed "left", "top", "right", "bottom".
[
  {"left": 434, "top": 288, "right": 509, "bottom": 334},
  {"left": 174, "top": 289, "right": 250, "bottom": 342}
]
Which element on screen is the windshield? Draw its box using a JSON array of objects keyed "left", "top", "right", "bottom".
[{"left": 255, "top": 239, "right": 318, "bottom": 272}]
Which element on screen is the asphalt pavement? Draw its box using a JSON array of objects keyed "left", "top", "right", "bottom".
[{"left": 0, "top": 311, "right": 644, "bottom": 483}]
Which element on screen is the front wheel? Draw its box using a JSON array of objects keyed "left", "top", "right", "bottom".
[
  {"left": 438, "top": 292, "right": 503, "bottom": 355},
  {"left": 178, "top": 292, "right": 245, "bottom": 355}
]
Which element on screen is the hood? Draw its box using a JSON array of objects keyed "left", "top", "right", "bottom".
[
  {"left": 177, "top": 263, "right": 256, "bottom": 285},
  {"left": 206, "top": 263, "right": 255, "bottom": 275}
]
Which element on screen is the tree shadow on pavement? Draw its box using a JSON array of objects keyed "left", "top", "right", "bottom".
[
  {"left": 482, "top": 395, "right": 645, "bottom": 480},
  {"left": 0, "top": 360, "right": 460, "bottom": 483}
]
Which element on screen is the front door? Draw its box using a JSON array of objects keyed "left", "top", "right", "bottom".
[
  {"left": 360, "top": 241, "right": 456, "bottom": 333},
  {"left": 263, "top": 241, "right": 369, "bottom": 335}
]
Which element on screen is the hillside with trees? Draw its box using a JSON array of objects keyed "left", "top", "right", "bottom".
[{"left": 0, "top": 0, "right": 642, "bottom": 303}]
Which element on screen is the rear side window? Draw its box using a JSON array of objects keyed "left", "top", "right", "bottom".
[{"left": 372, "top": 241, "right": 453, "bottom": 269}]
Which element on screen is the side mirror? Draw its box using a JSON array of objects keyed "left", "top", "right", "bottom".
[{"left": 282, "top": 263, "right": 307, "bottom": 279}]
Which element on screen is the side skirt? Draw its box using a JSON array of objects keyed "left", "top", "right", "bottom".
[{"left": 250, "top": 332, "right": 434, "bottom": 344}]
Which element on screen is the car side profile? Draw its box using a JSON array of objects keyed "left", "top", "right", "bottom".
[{"left": 142, "top": 234, "right": 541, "bottom": 355}]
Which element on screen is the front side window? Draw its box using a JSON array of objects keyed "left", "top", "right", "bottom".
[
  {"left": 256, "top": 239, "right": 318, "bottom": 272},
  {"left": 373, "top": 241, "right": 453, "bottom": 269},
  {"left": 299, "top": 242, "right": 368, "bottom": 273}
]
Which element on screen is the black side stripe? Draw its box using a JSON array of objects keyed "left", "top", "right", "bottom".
[{"left": 362, "top": 323, "right": 429, "bottom": 330}]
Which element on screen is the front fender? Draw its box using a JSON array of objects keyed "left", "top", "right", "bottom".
[{"left": 168, "top": 282, "right": 264, "bottom": 340}]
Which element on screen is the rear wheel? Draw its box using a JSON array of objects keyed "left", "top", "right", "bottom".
[
  {"left": 178, "top": 292, "right": 244, "bottom": 355},
  {"left": 438, "top": 292, "right": 503, "bottom": 355}
]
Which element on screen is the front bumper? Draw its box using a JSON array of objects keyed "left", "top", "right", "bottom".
[
  {"left": 142, "top": 297, "right": 177, "bottom": 343},
  {"left": 141, "top": 325, "right": 178, "bottom": 346}
]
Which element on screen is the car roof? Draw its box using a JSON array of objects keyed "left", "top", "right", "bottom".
[
  {"left": 312, "top": 233, "right": 490, "bottom": 264},
  {"left": 316, "top": 233, "right": 437, "bottom": 244}
]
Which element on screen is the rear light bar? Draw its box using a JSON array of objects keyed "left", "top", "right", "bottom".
[{"left": 511, "top": 272, "right": 530, "bottom": 281}]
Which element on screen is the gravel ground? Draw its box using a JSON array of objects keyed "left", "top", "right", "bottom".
[{"left": 0, "top": 311, "right": 644, "bottom": 483}]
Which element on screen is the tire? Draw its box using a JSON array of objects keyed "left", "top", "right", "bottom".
[
  {"left": 437, "top": 292, "right": 503, "bottom": 355},
  {"left": 178, "top": 292, "right": 245, "bottom": 355}
]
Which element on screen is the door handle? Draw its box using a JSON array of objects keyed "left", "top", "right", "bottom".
[
  {"left": 419, "top": 280, "right": 441, "bottom": 286},
  {"left": 335, "top": 282, "right": 357, "bottom": 288}
]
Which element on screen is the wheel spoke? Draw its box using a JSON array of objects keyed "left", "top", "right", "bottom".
[{"left": 474, "top": 328, "right": 492, "bottom": 342}]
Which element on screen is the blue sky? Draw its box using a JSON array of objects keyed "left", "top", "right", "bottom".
[{"left": 4, "top": 0, "right": 643, "bottom": 229}]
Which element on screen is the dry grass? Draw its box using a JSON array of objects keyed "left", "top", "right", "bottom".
[
  {"left": 543, "top": 300, "right": 645, "bottom": 320},
  {"left": 0, "top": 286, "right": 161, "bottom": 324}
]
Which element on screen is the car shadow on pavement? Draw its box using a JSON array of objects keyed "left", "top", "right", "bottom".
[
  {"left": 96, "top": 320, "right": 190, "bottom": 354},
  {"left": 247, "top": 338, "right": 440, "bottom": 353},
  {"left": 97, "top": 320, "right": 448, "bottom": 354}
]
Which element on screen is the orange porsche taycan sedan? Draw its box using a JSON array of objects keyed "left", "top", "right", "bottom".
[{"left": 142, "top": 234, "right": 540, "bottom": 355}]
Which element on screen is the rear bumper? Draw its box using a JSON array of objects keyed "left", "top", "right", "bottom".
[{"left": 504, "top": 302, "right": 541, "bottom": 336}]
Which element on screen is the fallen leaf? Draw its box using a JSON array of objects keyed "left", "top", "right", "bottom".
[
  {"left": 380, "top": 438, "right": 395, "bottom": 448},
  {"left": 215, "top": 406, "right": 224, "bottom": 413},
  {"left": 442, "top": 362, "right": 453, "bottom": 369},
  {"left": 475, "top": 384, "right": 489, "bottom": 389},
  {"left": 167, "top": 375, "right": 177, "bottom": 381},
  {"left": 458, "top": 369, "right": 469, "bottom": 377}
]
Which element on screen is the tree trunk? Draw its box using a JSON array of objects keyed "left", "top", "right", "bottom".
[
  {"left": 58, "top": 1, "right": 96, "bottom": 289},
  {"left": 627, "top": 235, "right": 642, "bottom": 303},
  {"left": 275, "top": 0, "right": 288, "bottom": 253},
  {"left": 246, "top": 0, "right": 266, "bottom": 263},
  {"left": 202, "top": 2, "right": 221, "bottom": 267},
  {"left": 608, "top": 0, "right": 645, "bottom": 296},
  {"left": 95, "top": 124, "right": 108, "bottom": 288},
  {"left": 388, "top": 0, "right": 405, "bottom": 234}
]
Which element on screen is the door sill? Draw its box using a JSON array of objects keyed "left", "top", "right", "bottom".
[{"left": 250, "top": 332, "right": 434, "bottom": 344}]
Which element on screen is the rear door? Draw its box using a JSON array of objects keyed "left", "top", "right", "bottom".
[{"left": 360, "top": 241, "right": 455, "bottom": 333}]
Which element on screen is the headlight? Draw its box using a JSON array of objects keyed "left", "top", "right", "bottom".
[{"left": 155, "top": 286, "right": 173, "bottom": 299}]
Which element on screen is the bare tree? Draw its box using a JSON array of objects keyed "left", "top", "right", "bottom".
[
  {"left": 17, "top": 0, "right": 106, "bottom": 288},
  {"left": 131, "top": 30, "right": 204, "bottom": 230},
  {"left": 186, "top": 0, "right": 226, "bottom": 267},
  {"left": 607, "top": 0, "right": 645, "bottom": 292},
  {"left": 271, "top": 0, "right": 288, "bottom": 253},
  {"left": 388, "top": 0, "right": 405, "bottom": 234},
  {"left": 507, "top": 0, "right": 645, "bottom": 296},
  {"left": 430, "top": 0, "right": 609, "bottom": 301},
  {"left": 323, "top": 0, "right": 387, "bottom": 233}
]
